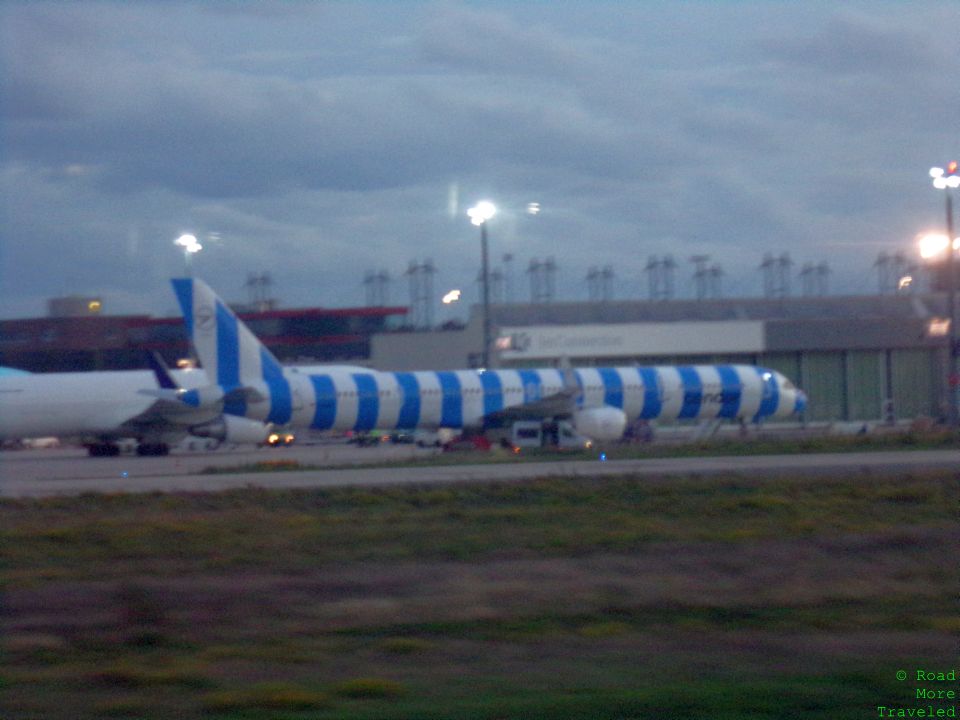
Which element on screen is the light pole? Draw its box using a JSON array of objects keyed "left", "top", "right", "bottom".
[
  {"left": 930, "top": 163, "right": 959, "bottom": 425},
  {"left": 467, "top": 201, "right": 496, "bottom": 368},
  {"left": 174, "top": 233, "right": 202, "bottom": 275}
]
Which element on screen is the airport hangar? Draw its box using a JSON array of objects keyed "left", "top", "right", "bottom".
[
  {"left": 0, "top": 292, "right": 950, "bottom": 425},
  {"left": 370, "top": 293, "right": 951, "bottom": 426}
]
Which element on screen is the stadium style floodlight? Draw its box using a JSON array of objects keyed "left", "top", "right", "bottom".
[
  {"left": 175, "top": 233, "right": 202, "bottom": 254},
  {"left": 174, "top": 233, "right": 202, "bottom": 275},
  {"left": 468, "top": 201, "right": 497, "bottom": 226},
  {"left": 929, "top": 162, "right": 959, "bottom": 426},
  {"left": 918, "top": 233, "right": 953, "bottom": 260},
  {"left": 467, "top": 201, "right": 497, "bottom": 368},
  {"left": 930, "top": 162, "right": 960, "bottom": 190}
]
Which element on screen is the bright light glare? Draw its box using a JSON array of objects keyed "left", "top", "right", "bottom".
[
  {"left": 919, "top": 233, "right": 951, "bottom": 259},
  {"left": 929, "top": 318, "right": 951, "bottom": 337},
  {"left": 442, "top": 289, "right": 461, "bottom": 304},
  {"left": 898, "top": 275, "right": 913, "bottom": 291},
  {"left": 930, "top": 164, "right": 960, "bottom": 188},
  {"left": 175, "top": 233, "right": 202, "bottom": 254},
  {"left": 467, "top": 201, "right": 496, "bottom": 226}
]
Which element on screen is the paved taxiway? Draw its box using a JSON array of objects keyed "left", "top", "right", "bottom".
[{"left": 2, "top": 444, "right": 959, "bottom": 498}]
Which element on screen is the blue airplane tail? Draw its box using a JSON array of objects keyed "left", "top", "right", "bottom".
[{"left": 171, "top": 278, "right": 293, "bottom": 424}]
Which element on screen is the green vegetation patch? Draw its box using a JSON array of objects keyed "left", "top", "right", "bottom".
[
  {"left": 2, "top": 471, "right": 955, "bottom": 584},
  {"left": 2, "top": 468, "right": 955, "bottom": 720},
  {"left": 202, "top": 682, "right": 330, "bottom": 712}
]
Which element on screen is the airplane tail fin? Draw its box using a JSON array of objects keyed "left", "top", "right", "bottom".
[
  {"left": 171, "top": 277, "right": 291, "bottom": 422},
  {"left": 146, "top": 351, "right": 178, "bottom": 390}
]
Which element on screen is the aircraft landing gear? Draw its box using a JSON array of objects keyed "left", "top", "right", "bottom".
[
  {"left": 86, "top": 442, "right": 120, "bottom": 457},
  {"left": 136, "top": 443, "right": 170, "bottom": 457}
]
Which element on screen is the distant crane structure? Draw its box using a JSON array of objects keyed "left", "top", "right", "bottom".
[
  {"left": 405, "top": 259, "right": 436, "bottom": 329},
  {"left": 586, "top": 265, "right": 615, "bottom": 302},
  {"left": 645, "top": 255, "right": 676, "bottom": 300},
  {"left": 689, "top": 255, "right": 723, "bottom": 300},
  {"left": 502, "top": 253, "right": 515, "bottom": 304},
  {"left": 353, "top": 246, "right": 914, "bottom": 327},
  {"left": 799, "top": 262, "right": 831, "bottom": 297},
  {"left": 874, "top": 253, "right": 914, "bottom": 295},
  {"left": 244, "top": 272, "right": 276, "bottom": 312},
  {"left": 527, "top": 257, "right": 557, "bottom": 303},
  {"left": 362, "top": 269, "right": 390, "bottom": 307},
  {"left": 760, "top": 253, "right": 793, "bottom": 298},
  {"left": 476, "top": 267, "right": 505, "bottom": 304}
]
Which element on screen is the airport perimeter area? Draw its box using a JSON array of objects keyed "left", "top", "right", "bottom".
[{"left": 2, "top": 440, "right": 957, "bottom": 720}]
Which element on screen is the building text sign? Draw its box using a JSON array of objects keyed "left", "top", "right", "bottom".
[{"left": 496, "top": 321, "right": 765, "bottom": 360}]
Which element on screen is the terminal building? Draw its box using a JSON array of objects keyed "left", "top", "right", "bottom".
[
  {"left": 1, "top": 292, "right": 951, "bottom": 425},
  {"left": 0, "top": 304, "right": 408, "bottom": 373}
]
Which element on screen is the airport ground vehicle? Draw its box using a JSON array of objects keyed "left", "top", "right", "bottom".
[{"left": 507, "top": 420, "right": 593, "bottom": 449}]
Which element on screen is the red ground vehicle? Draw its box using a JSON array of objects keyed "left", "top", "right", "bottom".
[{"left": 442, "top": 433, "right": 492, "bottom": 452}]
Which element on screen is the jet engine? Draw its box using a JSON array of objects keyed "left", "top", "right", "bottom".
[
  {"left": 572, "top": 406, "right": 628, "bottom": 441},
  {"left": 189, "top": 415, "right": 273, "bottom": 445}
]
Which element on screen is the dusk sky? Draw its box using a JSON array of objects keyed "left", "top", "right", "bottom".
[{"left": 1, "top": 1, "right": 957, "bottom": 320}]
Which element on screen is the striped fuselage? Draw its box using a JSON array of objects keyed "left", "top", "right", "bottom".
[{"left": 232, "top": 363, "right": 803, "bottom": 432}]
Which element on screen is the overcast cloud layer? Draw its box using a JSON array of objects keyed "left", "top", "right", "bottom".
[{"left": 1, "top": 1, "right": 958, "bottom": 319}]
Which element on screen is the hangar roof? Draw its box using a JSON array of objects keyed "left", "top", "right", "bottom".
[{"left": 486, "top": 294, "right": 945, "bottom": 326}]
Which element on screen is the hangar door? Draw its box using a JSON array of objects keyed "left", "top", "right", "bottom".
[{"left": 889, "top": 349, "right": 938, "bottom": 420}]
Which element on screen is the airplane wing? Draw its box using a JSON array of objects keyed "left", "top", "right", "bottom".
[{"left": 483, "top": 387, "right": 578, "bottom": 424}]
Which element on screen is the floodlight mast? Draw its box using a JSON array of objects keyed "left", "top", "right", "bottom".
[
  {"left": 467, "top": 202, "right": 496, "bottom": 368},
  {"left": 930, "top": 163, "right": 959, "bottom": 426},
  {"left": 174, "top": 234, "right": 202, "bottom": 275}
]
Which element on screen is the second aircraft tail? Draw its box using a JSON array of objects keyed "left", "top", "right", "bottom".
[{"left": 171, "top": 277, "right": 293, "bottom": 423}]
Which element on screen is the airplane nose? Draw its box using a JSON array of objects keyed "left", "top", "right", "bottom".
[{"left": 795, "top": 390, "right": 808, "bottom": 415}]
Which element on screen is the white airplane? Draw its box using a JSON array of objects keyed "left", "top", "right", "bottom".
[
  {"left": 0, "top": 360, "right": 272, "bottom": 456},
  {"left": 166, "top": 278, "right": 807, "bottom": 441}
]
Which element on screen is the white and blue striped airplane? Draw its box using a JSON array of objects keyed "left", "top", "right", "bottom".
[{"left": 169, "top": 278, "right": 807, "bottom": 441}]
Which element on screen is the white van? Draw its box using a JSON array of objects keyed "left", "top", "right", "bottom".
[{"left": 510, "top": 420, "right": 592, "bottom": 449}]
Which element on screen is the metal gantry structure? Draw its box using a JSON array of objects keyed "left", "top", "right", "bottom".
[{"left": 405, "top": 260, "right": 436, "bottom": 329}]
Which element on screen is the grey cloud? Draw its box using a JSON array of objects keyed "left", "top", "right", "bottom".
[
  {"left": 419, "top": 3, "right": 592, "bottom": 77},
  {"left": 1, "top": 2, "right": 954, "bottom": 318},
  {"left": 762, "top": 11, "right": 946, "bottom": 78}
]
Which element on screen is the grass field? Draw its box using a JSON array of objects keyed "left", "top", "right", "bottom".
[{"left": 2, "top": 467, "right": 957, "bottom": 719}]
